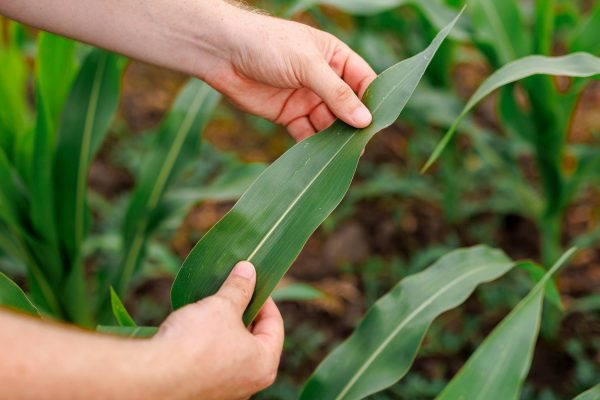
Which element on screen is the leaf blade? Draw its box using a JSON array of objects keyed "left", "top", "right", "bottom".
[
  {"left": 171, "top": 11, "right": 464, "bottom": 324},
  {"left": 423, "top": 53, "right": 600, "bottom": 172}
]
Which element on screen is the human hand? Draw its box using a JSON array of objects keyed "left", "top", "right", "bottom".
[
  {"left": 150, "top": 261, "right": 283, "bottom": 400},
  {"left": 198, "top": 3, "right": 377, "bottom": 141}
]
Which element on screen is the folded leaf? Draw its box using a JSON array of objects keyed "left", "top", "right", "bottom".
[
  {"left": 301, "top": 245, "right": 514, "bottom": 400},
  {"left": 0, "top": 272, "right": 40, "bottom": 316},
  {"left": 423, "top": 53, "right": 600, "bottom": 172},
  {"left": 171, "top": 10, "right": 464, "bottom": 324},
  {"left": 109, "top": 287, "right": 136, "bottom": 327},
  {"left": 436, "top": 248, "right": 576, "bottom": 400}
]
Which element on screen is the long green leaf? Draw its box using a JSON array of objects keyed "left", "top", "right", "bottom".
[
  {"left": 171, "top": 11, "right": 464, "bottom": 324},
  {"left": 36, "top": 32, "right": 77, "bottom": 136},
  {"left": 436, "top": 248, "right": 576, "bottom": 400},
  {"left": 0, "top": 272, "right": 40, "bottom": 316},
  {"left": 300, "top": 246, "right": 514, "bottom": 400},
  {"left": 573, "top": 384, "right": 600, "bottom": 400},
  {"left": 118, "top": 80, "right": 220, "bottom": 293},
  {"left": 109, "top": 287, "right": 136, "bottom": 327},
  {"left": 54, "top": 49, "right": 123, "bottom": 262},
  {"left": 570, "top": 4, "right": 600, "bottom": 54},
  {"left": 423, "top": 53, "right": 600, "bottom": 172},
  {"left": 286, "top": 0, "right": 469, "bottom": 40},
  {"left": 97, "top": 325, "right": 158, "bottom": 338},
  {"left": 469, "top": 0, "right": 529, "bottom": 65}
]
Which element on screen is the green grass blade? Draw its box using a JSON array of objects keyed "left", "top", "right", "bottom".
[
  {"left": 97, "top": 325, "right": 158, "bottom": 338},
  {"left": 300, "top": 246, "right": 514, "bottom": 400},
  {"left": 118, "top": 80, "right": 220, "bottom": 293},
  {"left": 109, "top": 287, "right": 136, "bottom": 327},
  {"left": 573, "top": 384, "right": 600, "bottom": 400},
  {"left": 435, "top": 248, "right": 577, "bottom": 400},
  {"left": 0, "top": 272, "right": 40, "bottom": 316},
  {"left": 423, "top": 53, "right": 600, "bottom": 172},
  {"left": 54, "top": 49, "right": 123, "bottom": 263},
  {"left": 171, "top": 10, "right": 464, "bottom": 324}
]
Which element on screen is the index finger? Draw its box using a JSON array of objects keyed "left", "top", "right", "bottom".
[
  {"left": 251, "top": 297, "right": 284, "bottom": 355},
  {"left": 343, "top": 48, "right": 377, "bottom": 98}
]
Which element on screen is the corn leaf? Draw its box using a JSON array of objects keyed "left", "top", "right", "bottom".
[
  {"left": 573, "top": 384, "right": 600, "bottom": 400},
  {"left": 286, "top": 0, "right": 469, "bottom": 40},
  {"left": 97, "top": 325, "right": 158, "bottom": 338},
  {"left": 54, "top": 49, "right": 123, "bottom": 262},
  {"left": 272, "top": 283, "right": 325, "bottom": 302},
  {"left": 109, "top": 287, "right": 136, "bottom": 327},
  {"left": 436, "top": 248, "right": 576, "bottom": 400},
  {"left": 469, "top": 0, "right": 529, "bottom": 65},
  {"left": 171, "top": 11, "right": 463, "bottom": 324},
  {"left": 118, "top": 80, "right": 220, "bottom": 293},
  {"left": 0, "top": 272, "right": 40, "bottom": 316},
  {"left": 423, "top": 53, "right": 600, "bottom": 172},
  {"left": 570, "top": 4, "right": 600, "bottom": 54},
  {"left": 300, "top": 246, "right": 514, "bottom": 400},
  {"left": 36, "top": 32, "right": 77, "bottom": 136}
]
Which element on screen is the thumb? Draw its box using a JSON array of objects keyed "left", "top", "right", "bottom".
[
  {"left": 304, "top": 60, "right": 372, "bottom": 128},
  {"left": 216, "top": 261, "right": 256, "bottom": 315}
]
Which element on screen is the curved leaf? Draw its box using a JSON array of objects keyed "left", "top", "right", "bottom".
[
  {"left": 469, "top": 0, "right": 529, "bottom": 65},
  {"left": 573, "top": 384, "right": 600, "bottom": 400},
  {"left": 0, "top": 272, "right": 40, "bottom": 316},
  {"left": 109, "top": 287, "right": 136, "bottom": 327},
  {"left": 286, "top": 0, "right": 469, "bottom": 40},
  {"left": 97, "top": 325, "right": 158, "bottom": 338},
  {"left": 436, "top": 248, "right": 576, "bottom": 400},
  {"left": 300, "top": 246, "right": 514, "bottom": 400},
  {"left": 54, "top": 49, "right": 123, "bottom": 261},
  {"left": 118, "top": 80, "right": 220, "bottom": 293},
  {"left": 423, "top": 53, "right": 600, "bottom": 172},
  {"left": 171, "top": 11, "right": 464, "bottom": 324}
]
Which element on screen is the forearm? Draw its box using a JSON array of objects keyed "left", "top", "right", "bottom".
[
  {"left": 0, "top": 310, "right": 164, "bottom": 399},
  {"left": 0, "top": 0, "right": 243, "bottom": 79}
]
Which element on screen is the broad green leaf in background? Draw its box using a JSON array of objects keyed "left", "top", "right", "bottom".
[
  {"left": 54, "top": 49, "right": 123, "bottom": 261},
  {"left": 0, "top": 22, "right": 30, "bottom": 160},
  {"left": 97, "top": 325, "right": 158, "bottom": 338},
  {"left": 570, "top": 4, "right": 600, "bottom": 54},
  {"left": 300, "top": 246, "right": 514, "bottom": 400},
  {"left": 469, "top": 0, "right": 529, "bottom": 65},
  {"left": 36, "top": 32, "right": 77, "bottom": 135},
  {"left": 572, "top": 384, "right": 600, "bottom": 400},
  {"left": 53, "top": 49, "right": 124, "bottom": 324},
  {"left": 436, "top": 248, "right": 576, "bottom": 400},
  {"left": 286, "top": 0, "right": 469, "bottom": 40},
  {"left": 171, "top": 11, "right": 464, "bottom": 324},
  {"left": 109, "top": 287, "right": 136, "bottom": 327},
  {"left": 272, "top": 282, "right": 325, "bottom": 302},
  {"left": 0, "top": 272, "right": 40, "bottom": 316},
  {"left": 423, "top": 53, "right": 600, "bottom": 172},
  {"left": 117, "top": 80, "right": 220, "bottom": 293}
]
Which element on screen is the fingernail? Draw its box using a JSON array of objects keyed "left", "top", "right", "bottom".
[
  {"left": 232, "top": 261, "right": 255, "bottom": 279},
  {"left": 351, "top": 105, "right": 372, "bottom": 127}
]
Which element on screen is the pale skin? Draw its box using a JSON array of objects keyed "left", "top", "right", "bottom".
[{"left": 0, "top": 0, "right": 377, "bottom": 398}]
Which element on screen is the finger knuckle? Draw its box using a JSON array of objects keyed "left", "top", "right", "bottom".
[{"left": 334, "top": 83, "right": 354, "bottom": 103}]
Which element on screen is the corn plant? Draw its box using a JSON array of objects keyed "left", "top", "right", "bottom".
[{"left": 0, "top": 21, "right": 220, "bottom": 324}]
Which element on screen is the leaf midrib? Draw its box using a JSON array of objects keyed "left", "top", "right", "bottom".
[
  {"left": 335, "top": 262, "right": 505, "bottom": 400},
  {"left": 247, "top": 66, "right": 416, "bottom": 262}
]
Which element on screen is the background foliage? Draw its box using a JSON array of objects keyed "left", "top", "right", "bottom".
[{"left": 0, "top": 0, "right": 599, "bottom": 399}]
